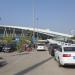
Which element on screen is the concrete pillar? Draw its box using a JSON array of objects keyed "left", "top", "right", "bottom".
[
  {"left": 4, "top": 27, "right": 7, "bottom": 37},
  {"left": 21, "top": 29, "right": 24, "bottom": 37},
  {"left": 13, "top": 28, "right": 16, "bottom": 37}
]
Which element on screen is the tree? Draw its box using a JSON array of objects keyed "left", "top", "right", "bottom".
[
  {"left": 70, "top": 36, "right": 75, "bottom": 40},
  {"left": 3, "top": 35, "right": 13, "bottom": 44},
  {"left": 16, "top": 36, "right": 30, "bottom": 52}
]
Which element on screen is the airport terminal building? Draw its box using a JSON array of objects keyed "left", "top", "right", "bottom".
[{"left": 0, "top": 25, "right": 72, "bottom": 40}]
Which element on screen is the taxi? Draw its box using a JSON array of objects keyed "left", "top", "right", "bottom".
[{"left": 54, "top": 43, "right": 75, "bottom": 66}]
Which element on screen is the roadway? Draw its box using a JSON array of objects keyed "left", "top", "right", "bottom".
[{"left": 0, "top": 51, "right": 75, "bottom": 75}]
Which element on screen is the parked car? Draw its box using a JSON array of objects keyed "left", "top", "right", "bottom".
[
  {"left": 0, "top": 44, "right": 5, "bottom": 52},
  {"left": 36, "top": 43, "right": 47, "bottom": 51},
  {"left": 3, "top": 44, "right": 16, "bottom": 52},
  {"left": 54, "top": 44, "right": 75, "bottom": 66}
]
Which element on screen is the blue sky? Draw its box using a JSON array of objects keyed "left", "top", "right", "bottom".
[{"left": 0, "top": 0, "right": 75, "bottom": 34}]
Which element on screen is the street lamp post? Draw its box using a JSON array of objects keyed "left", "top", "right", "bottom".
[
  {"left": 32, "top": 0, "right": 36, "bottom": 44},
  {"left": 36, "top": 17, "right": 39, "bottom": 42},
  {"left": 32, "top": 0, "right": 36, "bottom": 38}
]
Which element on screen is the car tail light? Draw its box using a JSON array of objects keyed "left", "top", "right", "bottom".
[{"left": 63, "top": 54, "right": 71, "bottom": 57}]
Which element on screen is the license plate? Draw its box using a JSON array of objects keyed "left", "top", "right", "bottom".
[{"left": 73, "top": 56, "right": 75, "bottom": 59}]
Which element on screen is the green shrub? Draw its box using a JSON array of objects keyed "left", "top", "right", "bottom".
[
  {"left": 70, "top": 36, "right": 75, "bottom": 40},
  {"left": 16, "top": 36, "right": 30, "bottom": 52},
  {"left": 3, "top": 36, "right": 13, "bottom": 44}
]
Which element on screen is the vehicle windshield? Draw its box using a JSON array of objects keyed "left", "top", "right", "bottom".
[
  {"left": 64, "top": 47, "right": 75, "bottom": 52},
  {"left": 37, "top": 44, "right": 44, "bottom": 46}
]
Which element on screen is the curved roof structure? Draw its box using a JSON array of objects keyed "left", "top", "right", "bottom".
[{"left": 0, "top": 25, "right": 72, "bottom": 37}]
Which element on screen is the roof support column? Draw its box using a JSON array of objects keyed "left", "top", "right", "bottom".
[
  {"left": 13, "top": 28, "right": 16, "bottom": 38},
  {"left": 3, "top": 27, "right": 7, "bottom": 37}
]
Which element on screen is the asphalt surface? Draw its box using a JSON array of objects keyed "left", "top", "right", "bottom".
[{"left": 0, "top": 51, "right": 75, "bottom": 75}]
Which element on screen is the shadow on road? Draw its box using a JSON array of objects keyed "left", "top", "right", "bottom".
[
  {"left": 0, "top": 57, "right": 3, "bottom": 59},
  {"left": 0, "top": 60, "right": 7, "bottom": 68},
  {"left": 15, "top": 57, "right": 53, "bottom": 75},
  {"left": 64, "top": 65, "right": 75, "bottom": 69}
]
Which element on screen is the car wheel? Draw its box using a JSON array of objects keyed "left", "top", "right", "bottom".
[
  {"left": 59, "top": 62, "right": 62, "bottom": 67},
  {"left": 58, "top": 58, "right": 63, "bottom": 67}
]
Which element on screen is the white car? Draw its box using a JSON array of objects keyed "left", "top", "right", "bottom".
[
  {"left": 54, "top": 43, "right": 75, "bottom": 66},
  {"left": 36, "top": 43, "right": 47, "bottom": 51}
]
